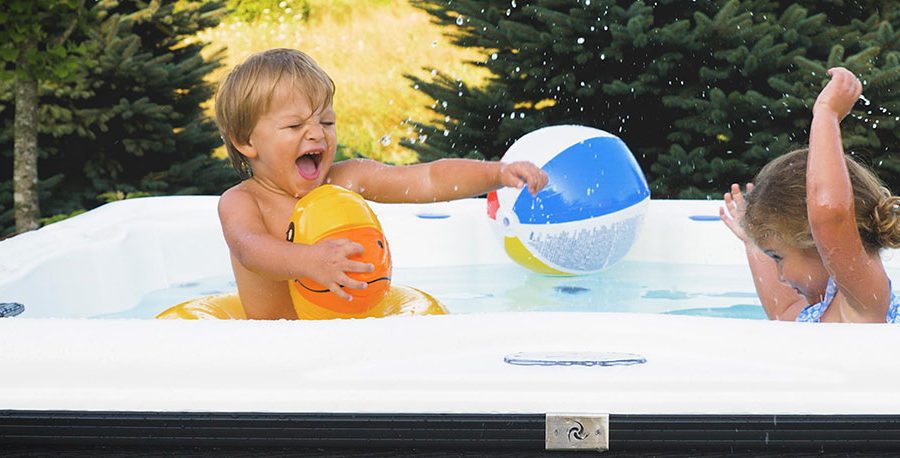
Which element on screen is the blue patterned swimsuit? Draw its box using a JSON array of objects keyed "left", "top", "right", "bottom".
[{"left": 796, "top": 277, "right": 900, "bottom": 323}]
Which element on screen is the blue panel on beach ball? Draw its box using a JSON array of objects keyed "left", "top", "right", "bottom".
[{"left": 513, "top": 136, "right": 650, "bottom": 225}]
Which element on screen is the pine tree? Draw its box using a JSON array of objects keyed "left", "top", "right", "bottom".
[
  {"left": 0, "top": 0, "right": 237, "bottom": 236},
  {"left": 407, "top": 0, "right": 899, "bottom": 198},
  {"left": 0, "top": 0, "right": 96, "bottom": 232}
]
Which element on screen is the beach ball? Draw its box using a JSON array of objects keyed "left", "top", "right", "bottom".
[
  {"left": 287, "top": 185, "right": 391, "bottom": 314},
  {"left": 486, "top": 125, "right": 650, "bottom": 275}
]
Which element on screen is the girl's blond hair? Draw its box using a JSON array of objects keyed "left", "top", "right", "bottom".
[
  {"left": 214, "top": 48, "right": 335, "bottom": 178},
  {"left": 743, "top": 148, "right": 900, "bottom": 252}
]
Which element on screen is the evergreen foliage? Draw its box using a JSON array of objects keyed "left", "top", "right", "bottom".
[
  {"left": 407, "top": 0, "right": 899, "bottom": 198},
  {"left": 0, "top": 0, "right": 96, "bottom": 232},
  {"left": 0, "top": 1, "right": 92, "bottom": 84},
  {"left": 0, "top": 0, "right": 238, "bottom": 236}
]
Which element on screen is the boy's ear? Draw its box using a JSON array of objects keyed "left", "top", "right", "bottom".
[{"left": 230, "top": 135, "right": 258, "bottom": 159}]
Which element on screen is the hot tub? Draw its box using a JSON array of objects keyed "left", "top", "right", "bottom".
[{"left": 1, "top": 196, "right": 899, "bottom": 453}]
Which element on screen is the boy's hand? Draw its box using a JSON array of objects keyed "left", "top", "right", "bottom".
[
  {"left": 499, "top": 161, "right": 549, "bottom": 196},
  {"left": 306, "top": 238, "right": 374, "bottom": 301},
  {"left": 813, "top": 67, "right": 862, "bottom": 121},
  {"left": 720, "top": 183, "right": 753, "bottom": 244}
]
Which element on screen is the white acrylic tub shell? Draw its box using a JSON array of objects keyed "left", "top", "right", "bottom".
[{"left": 1, "top": 196, "right": 899, "bottom": 414}]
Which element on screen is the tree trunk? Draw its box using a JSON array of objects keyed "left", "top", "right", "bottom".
[{"left": 13, "top": 74, "right": 40, "bottom": 233}]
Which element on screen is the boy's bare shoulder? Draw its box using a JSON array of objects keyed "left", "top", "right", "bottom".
[
  {"left": 218, "top": 182, "right": 260, "bottom": 216},
  {"left": 328, "top": 158, "right": 385, "bottom": 189},
  {"left": 330, "top": 158, "right": 369, "bottom": 174}
]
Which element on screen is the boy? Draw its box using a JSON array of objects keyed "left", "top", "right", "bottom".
[{"left": 215, "top": 48, "right": 548, "bottom": 319}]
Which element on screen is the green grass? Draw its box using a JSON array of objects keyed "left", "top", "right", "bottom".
[{"left": 196, "top": 0, "right": 488, "bottom": 164}]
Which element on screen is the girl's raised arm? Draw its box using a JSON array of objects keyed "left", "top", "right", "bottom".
[{"left": 807, "top": 67, "right": 890, "bottom": 321}]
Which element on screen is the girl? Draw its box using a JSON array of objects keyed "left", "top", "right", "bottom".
[{"left": 720, "top": 67, "right": 900, "bottom": 323}]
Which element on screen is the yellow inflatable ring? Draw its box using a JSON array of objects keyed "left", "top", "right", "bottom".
[
  {"left": 157, "top": 185, "right": 448, "bottom": 320},
  {"left": 156, "top": 285, "right": 447, "bottom": 320}
]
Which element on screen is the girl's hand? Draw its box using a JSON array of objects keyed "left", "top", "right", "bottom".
[
  {"left": 720, "top": 183, "right": 754, "bottom": 244},
  {"left": 305, "top": 238, "right": 374, "bottom": 301},
  {"left": 499, "top": 161, "right": 549, "bottom": 196},
  {"left": 813, "top": 67, "right": 862, "bottom": 121}
]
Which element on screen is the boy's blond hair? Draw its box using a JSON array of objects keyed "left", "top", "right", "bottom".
[
  {"left": 743, "top": 148, "right": 900, "bottom": 252},
  {"left": 215, "top": 48, "right": 335, "bottom": 178}
]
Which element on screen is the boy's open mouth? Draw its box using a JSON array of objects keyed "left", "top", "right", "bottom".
[{"left": 296, "top": 150, "right": 322, "bottom": 180}]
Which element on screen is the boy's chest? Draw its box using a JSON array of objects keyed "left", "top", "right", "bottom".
[{"left": 258, "top": 197, "right": 298, "bottom": 241}]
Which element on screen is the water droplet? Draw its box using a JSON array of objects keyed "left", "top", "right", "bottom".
[
  {"left": 456, "top": 16, "right": 465, "bottom": 26},
  {"left": 380, "top": 135, "right": 391, "bottom": 147},
  {"left": 491, "top": 53, "right": 498, "bottom": 60},
  {"left": 577, "top": 37, "right": 585, "bottom": 44}
]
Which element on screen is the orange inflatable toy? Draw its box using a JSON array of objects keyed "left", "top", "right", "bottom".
[{"left": 287, "top": 184, "right": 392, "bottom": 314}]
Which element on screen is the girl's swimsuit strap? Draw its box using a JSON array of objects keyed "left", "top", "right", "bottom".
[{"left": 795, "top": 277, "right": 838, "bottom": 323}]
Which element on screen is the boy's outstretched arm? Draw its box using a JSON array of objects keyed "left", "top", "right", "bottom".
[
  {"left": 720, "top": 183, "right": 807, "bottom": 320},
  {"left": 329, "top": 158, "right": 548, "bottom": 203},
  {"left": 807, "top": 67, "right": 890, "bottom": 320}
]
